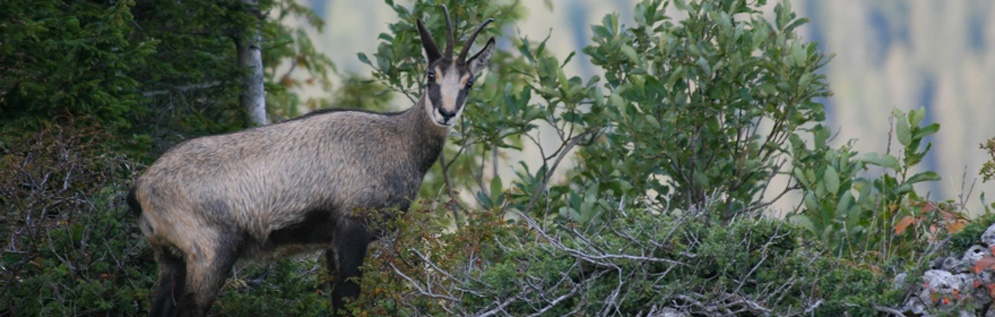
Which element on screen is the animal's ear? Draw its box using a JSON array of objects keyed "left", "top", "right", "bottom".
[
  {"left": 416, "top": 19, "right": 442, "bottom": 63},
  {"left": 467, "top": 37, "right": 496, "bottom": 75}
]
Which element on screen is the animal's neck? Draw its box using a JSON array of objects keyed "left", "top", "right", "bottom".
[{"left": 399, "top": 96, "right": 449, "bottom": 173}]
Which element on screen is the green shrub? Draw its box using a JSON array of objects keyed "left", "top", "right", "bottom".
[
  {"left": 949, "top": 212, "right": 995, "bottom": 252},
  {"left": 353, "top": 203, "right": 903, "bottom": 315},
  {"left": 345, "top": 0, "right": 906, "bottom": 314},
  {"left": 212, "top": 258, "right": 328, "bottom": 316},
  {"left": 580, "top": 0, "right": 830, "bottom": 221},
  {"left": 982, "top": 138, "right": 995, "bottom": 183},
  {"left": 788, "top": 107, "right": 958, "bottom": 266},
  {"left": 0, "top": 119, "right": 154, "bottom": 316}
]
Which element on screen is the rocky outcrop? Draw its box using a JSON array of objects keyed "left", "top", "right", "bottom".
[{"left": 903, "top": 223, "right": 995, "bottom": 315}]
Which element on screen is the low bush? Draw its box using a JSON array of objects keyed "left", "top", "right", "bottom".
[
  {"left": 0, "top": 118, "right": 151, "bottom": 315},
  {"left": 350, "top": 202, "right": 904, "bottom": 315}
]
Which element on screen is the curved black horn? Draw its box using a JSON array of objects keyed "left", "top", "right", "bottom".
[
  {"left": 416, "top": 19, "right": 441, "bottom": 62},
  {"left": 457, "top": 18, "right": 494, "bottom": 63},
  {"left": 441, "top": 5, "right": 454, "bottom": 57}
]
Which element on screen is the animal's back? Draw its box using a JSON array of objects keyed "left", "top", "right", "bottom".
[{"left": 134, "top": 110, "right": 424, "bottom": 244}]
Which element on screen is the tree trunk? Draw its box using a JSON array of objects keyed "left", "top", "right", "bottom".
[{"left": 239, "top": 0, "right": 268, "bottom": 126}]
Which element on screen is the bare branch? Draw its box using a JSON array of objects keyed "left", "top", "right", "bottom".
[
  {"left": 476, "top": 294, "right": 520, "bottom": 317},
  {"left": 873, "top": 304, "right": 905, "bottom": 316},
  {"left": 439, "top": 150, "right": 464, "bottom": 228},
  {"left": 388, "top": 262, "right": 459, "bottom": 303},
  {"left": 522, "top": 130, "right": 592, "bottom": 215},
  {"left": 142, "top": 81, "right": 223, "bottom": 98}
]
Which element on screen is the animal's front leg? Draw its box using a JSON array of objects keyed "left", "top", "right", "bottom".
[{"left": 327, "top": 223, "right": 371, "bottom": 315}]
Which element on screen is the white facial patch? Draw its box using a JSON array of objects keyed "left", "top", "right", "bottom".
[{"left": 439, "top": 63, "right": 461, "bottom": 113}]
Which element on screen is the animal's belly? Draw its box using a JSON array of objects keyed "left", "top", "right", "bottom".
[{"left": 247, "top": 241, "right": 335, "bottom": 261}]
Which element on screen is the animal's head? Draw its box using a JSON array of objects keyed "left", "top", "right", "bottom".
[{"left": 416, "top": 6, "right": 496, "bottom": 128}]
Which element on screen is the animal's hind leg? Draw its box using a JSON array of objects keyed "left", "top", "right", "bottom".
[
  {"left": 174, "top": 233, "right": 244, "bottom": 317},
  {"left": 149, "top": 248, "right": 186, "bottom": 317},
  {"left": 327, "top": 223, "right": 371, "bottom": 314}
]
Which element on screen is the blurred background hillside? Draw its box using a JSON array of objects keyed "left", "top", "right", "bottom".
[{"left": 297, "top": 0, "right": 995, "bottom": 213}]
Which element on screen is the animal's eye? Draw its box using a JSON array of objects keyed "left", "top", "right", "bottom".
[
  {"left": 427, "top": 71, "right": 436, "bottom": 82},
  {"left": 465, "top": 78, "right": 474, "bottom": 89}
]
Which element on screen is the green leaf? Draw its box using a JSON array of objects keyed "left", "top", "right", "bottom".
[
  {"left": 666, "top": 66, "right": 685, "bottom": 88},
  {"left": 357, "top": 52, "right": 371, "bottom": 65},
  {"left": 792, "top": 214, "right": 816, "bottom": 233},
  {"left": 803, "top": 192, "right": 819, "bottom": 211},
  {"left": 609, "top": 93, "right": 624, "bottom": 108},
  {"left": 824, "top": 166, "right": 840, "bottom": 194},
  {"left": 490, "top": 175, "right": 504, "bottom": 208},
  {"left": 910, "top": 108, "right": 926, "bottom": 127},
  {"left": 798, "top": 72, "right": 812, "bottom": 89},
  {"left": 476, "top": 190, "right": 493, "bottom": 210},
  {"left": 621, "top": 45, "right": 639, "bottom": 64},
  {"left": 775, "top": 3, "right": 791, "bottom": 31},
  {"left": 861, "top": 153, "right": 901, "bottom": 170},
  {"left": 518, "top": 36, "right": 536, "bottom": 64},
  {"left": 913, "top": 123, "right": 940, "bottom": 140},
  {"left": 896, "top": 114, "right": 911, "bottom": 147},
  {"left": 783, "top": 17, "right": 809, "bottom": 33},
  {"left": 836, "top": 190, "right": 855, "bottom": 220},
  {"left": 906, "top": 171, "right": 941, "bottom": 184},
  {"left": 561, "top": 51, "right": 576, "bottom": 68},
  {"left": 695, "top": 56, "right": 712, "bottom": 77},
  {"left": 790, "top": 41, "right": 806, "bottom": 66},
  {"left": 557, "top": 67, "right": 569, "bottom": 93},
  {"left": 692, "top": 170, "right": 710, "bottom": 187},
  {"left": 674, "top": 0, "right": 688, "bottom": 11},
  {"left": 789, "top": 133, "right": 805, "bottom": 152},
  {"left": 813, "top": 125, "right": 830, "bottom": 149},
  {"left": 646, "top": 116, "right": 661, "bottom": 129},
  {"left": 891, "top": 108, "right": 905, "bottom": 118},
  {"left": 897, "top": 183, "right": 913, "bottom": 195},
  {"left": 794, "top": 168, "right": 810, "bottom": 187}
]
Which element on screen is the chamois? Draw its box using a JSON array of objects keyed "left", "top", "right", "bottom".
[{"left": 128, "top": 7, "right": 495, "bottom": 316}]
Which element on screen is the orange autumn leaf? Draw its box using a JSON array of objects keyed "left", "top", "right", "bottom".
[
  {"left": 895, "top": 215, "right": 916, "bottom": 234},
  {"left": 280, "top": 77, "right": 296, "bottom": 87},
  {"left": 868, "top": 265, "right": 883, "bottom": 275},
  {"left": 947, "top": 220, "right": 967, "bottom": 234},
  {"left": 974, "top": 256, "right": 995, "bottom": 273}
]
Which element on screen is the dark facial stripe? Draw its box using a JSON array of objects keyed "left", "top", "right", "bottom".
[
  {"left": 454, "top": 89, "right": 468, "bottom": 113},
  {"left": 428, "top": 82, "right": 442, "bottom": 110}
]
